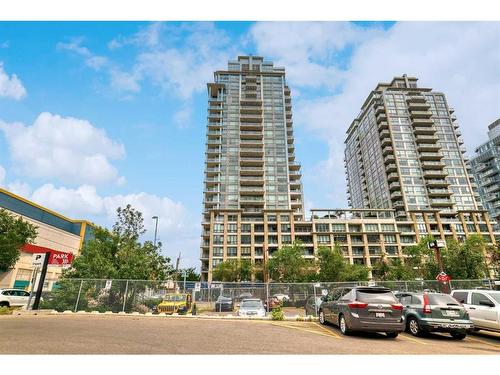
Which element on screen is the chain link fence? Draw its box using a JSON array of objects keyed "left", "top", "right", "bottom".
[{"left": 38, "top": 278, "right": 499, "bottom": 316}]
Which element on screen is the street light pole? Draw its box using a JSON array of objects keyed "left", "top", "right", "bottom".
[{"left": 152, "top": 216, "right": 159, "bottom": 247}]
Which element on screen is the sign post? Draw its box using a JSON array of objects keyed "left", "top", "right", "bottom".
[
  {"left": 32, "top": 252, "right": 50, "bottom": 310},
  {"left": 428, "top": 239, "right": 446, "bottom": 273}
]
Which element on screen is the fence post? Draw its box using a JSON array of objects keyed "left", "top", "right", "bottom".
[
  {"left": 74, "top": 280, "right": 84, "bottom": 312},
  {"left": 313, "top": 284, "right": 318, "bottom": 317},
  {"left": 404, "top": 281, "right": 408, "bottom": 291},
  {"left": 122, "top": 280, "right": 129, "bottom": 312},
  {"left": 266, "top": 282, "right": 269, "bottom": 314},
  {"left": 488, "top": 279, "right": 493, "bottom": 290}
]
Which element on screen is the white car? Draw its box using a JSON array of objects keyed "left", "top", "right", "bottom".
[
  {"left": 0, "top": 289, "right": 31, "bottom": 308},
  {"left": 451, "top": 289, "right": 500, "bottom": 333},
  {"left": 237, "top": 298, "right": 266, "bottom": 317},
  {"left": 272, "top": 293, "right": 290, "bottom": 302}
]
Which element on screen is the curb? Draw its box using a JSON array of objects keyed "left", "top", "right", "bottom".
[{"left": 45, "top": 310, "right": 319, "bottom": 322}]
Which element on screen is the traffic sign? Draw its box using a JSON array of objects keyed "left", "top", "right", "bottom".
[
  {"left": 194, "top": 282, "right": 201, "bottom": 292},
  {"left": 428, "top": 239, "right": 446, "bottom": 249},
  {"left": 32, "top": 253, "right": 46, "bottom": 267},
  {"left": 436, "top": 272, "right": 451, "bottom": 282},
  {"left": 48, "top": 252, "right": 74, "bottom": 267}
]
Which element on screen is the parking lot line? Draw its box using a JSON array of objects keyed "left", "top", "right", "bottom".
[
  {"left": 313, "top": 322, "right": 342, "bottom": 339},
  {"left": 271, "top": 322, "right": 342, "bottom": 339},
  {"left": 465, "top": 337, "right": 500, "bottom": 350},
  {"left": 399, "top": 334, "right": 429, "bottom": 345}
]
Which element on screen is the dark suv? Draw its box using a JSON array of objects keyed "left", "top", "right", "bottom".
[
  {"left": 319, "top": 286, "right": 405, "bottom": 338},
  {"left": 395, "top": 292, "right": 474, "bottom": 340}
]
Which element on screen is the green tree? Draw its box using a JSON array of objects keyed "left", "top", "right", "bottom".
[
  {"left": 403, "top": 235, "right": 437, "bottom": 279},
  {"left": 0, "top": 209, "right": 38, "bottom": 271},
  {"left": 486, "top": 243, "right": 500, "bottom": 278},
  {"left": 44, "top": 205, "right": 173, "bottom": 312},
  {"left": 267, "top": 241, "right": 309, "bottom": 282},
  {"left": 342, "top": 263, "right": 370, "bottom": 282},
  {"left": 176, "top": 267, "right": 201, "bottom": 281},
  {"left": 386, "top": 258, "right": 415, "bottom": 281},
  {"left": 317, "top": 246, "right": 345, "bottom": 281},
  {"left": 316, "top": 245, "right": 369, "bottom": 282},
  {"left": 371, "top": 254, "right": 392, "bottom": 281},
  {"left": 442, "top": 235, "right": 487, "bottom": 279},
  {"left": 212, "top": 259, "right": 253, "bottom": 282}
]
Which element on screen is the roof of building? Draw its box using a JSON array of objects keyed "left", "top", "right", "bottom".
[{"left": 0, "top": 187, "right": 93, "bottom": 237}]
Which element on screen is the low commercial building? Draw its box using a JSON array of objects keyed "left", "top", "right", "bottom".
[{"left": 0, "top": 188, "right": 93, "bottom": 290}]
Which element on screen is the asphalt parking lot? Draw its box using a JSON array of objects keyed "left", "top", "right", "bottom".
[{"left": 0, "top": 314, "right": 499, "bottom": 354}]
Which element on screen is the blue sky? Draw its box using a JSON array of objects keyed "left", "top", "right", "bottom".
[{"left": 0, "top": 21, "right": 499, "bottom": 269}]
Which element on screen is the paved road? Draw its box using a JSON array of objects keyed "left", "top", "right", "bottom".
[{"left": 0, "top": 315, "right": 499, "bottom": 354}]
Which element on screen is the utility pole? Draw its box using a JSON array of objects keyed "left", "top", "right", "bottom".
[{"left": 152, "top": 216, "right": 159, "bottom": 247}]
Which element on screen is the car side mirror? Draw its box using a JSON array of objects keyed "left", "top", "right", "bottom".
[{"left": 479, "top": 300, "right": 495, "bottom": 307}]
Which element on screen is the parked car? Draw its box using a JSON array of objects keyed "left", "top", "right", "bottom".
[
  {"left": 273, "top": 293, "right": 290, "bottom": 302},
  {"left": 396, "top": 292, "right": 474, "bottom": 340},
  {"left": 451, "top": 289, "right": 500, "bottom": 333},
  {"left": 214, "top": 296, "right": 234, "bottom": 312},
  {"left": 304, "top": 296, "right": 323, "bottom": 316},
  {"left": 237, "top": 298, "right": 266, "bottom": 317},
  {"left": 318, "top": 286, "right": 405, "bottom": 338},
  {"left": 264, "top": 296, "right": 280, "bottom": 310},
  {"left": 0, "top": 289, "right": 30, "bottom": 308}
]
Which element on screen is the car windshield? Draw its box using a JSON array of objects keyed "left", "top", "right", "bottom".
[
  {"left": 241, "top": 300, "right": 262, "bottom": 309},
  {"left": 427, "top": 294, "right": 460, "bottom": 306},
  {"left": 356, "top": 290, "right": 397, "bottom": 303},
  {"left": 485, "top": 292, "right": 500, "bottom": 304},
  {"left": 163, "top": 295, "right": 185, "bottom": 301}
]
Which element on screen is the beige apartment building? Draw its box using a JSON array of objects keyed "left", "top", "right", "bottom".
[{"left": 200, "top": 64, "right": 497, "bottom": 282}]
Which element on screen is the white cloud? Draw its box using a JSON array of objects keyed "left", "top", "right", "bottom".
[
  {"left": 134, "top": 23, "right": 235, "bottom": 100},
  {"left": 31, "top": 184, "right": 104, "bottom": 216},
  {"left": 57, "top": 39, "right": 108, "bottom": 71},
  {"left": 108, "top": 22, "right": 164, "bottom": 50},
  {"left": 6, "top": 181, "right": 32, "bottom": 198},
  {"left": 109, "top": 68, "right": 141, "bottom": 93},
  {"left": 59, "top": 23, "right": 241, "bottom": 106},
  {"left": 251, "top": 22, "right": 381, "bottom": 90},
  {"left": 258, "top": 22, "right": 500, "bottom": 207},
  {"left": 0, "top": 112, "right": 125, "bottom": 185},
  {"left": 26, "top": 183, "right": 201, "bottom": 268},
  {"left": 0, "top": 41, "right": 9, "bottom": 49},
  {"left": 0, "top": 62, "right": 26, "bottom": 100}
]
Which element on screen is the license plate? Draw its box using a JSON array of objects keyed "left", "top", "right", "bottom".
[
  {"left": 443, "top": 310, "right": 460, "bottom": 317},
  {"left": 375, "top": 312, "right": 385, "bottom": 318}
]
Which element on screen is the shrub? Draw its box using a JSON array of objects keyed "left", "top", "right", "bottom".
[
  {"left": 0, "top": 306, "right": 13, "bottom": 315},
  {"left": 271, "top": 306, "right": 285, "bottom": 321}
]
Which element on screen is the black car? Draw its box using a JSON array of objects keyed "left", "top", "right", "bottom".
[{"left": 215, "top": 296, "right": 234, "bottom": 312}]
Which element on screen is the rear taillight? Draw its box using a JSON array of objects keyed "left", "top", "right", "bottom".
[
  {"left": 391, "top": 303, "right": 404, "bottom": 310},
  {"left": 423, "top": 294, "right": 432, "bottom": 314},
  {"left": 348, "top": 301, "right": 368, "bottom": 309}
]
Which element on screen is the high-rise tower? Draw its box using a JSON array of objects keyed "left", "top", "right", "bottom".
[
  {"left": 200, "top": 56, "right": 304, "bottom": 281},
  {"left": 345, "top": 75, "right": 483, "bottom": 222},
  {"left": 470, "top": 119, "right": 500, "bottom": 225}
]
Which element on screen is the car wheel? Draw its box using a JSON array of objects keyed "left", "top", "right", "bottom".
[
  {"left": 339, "top": 314, "right": 352, "bottom": 335},
  {"left": 0, "top": 301, "right": 9, "bottom": 308},
  {"left": 386, "top": 332, "right": 399, "bottom": 339},
  {"left": 319, "top": 309, "right": 326, "bottom": 325},
  {"left": 450, "top": 332, "right": 466, "bottom": 340},
  {"left": 407, "top": 317, "right": 423, "bottom": 337}
]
